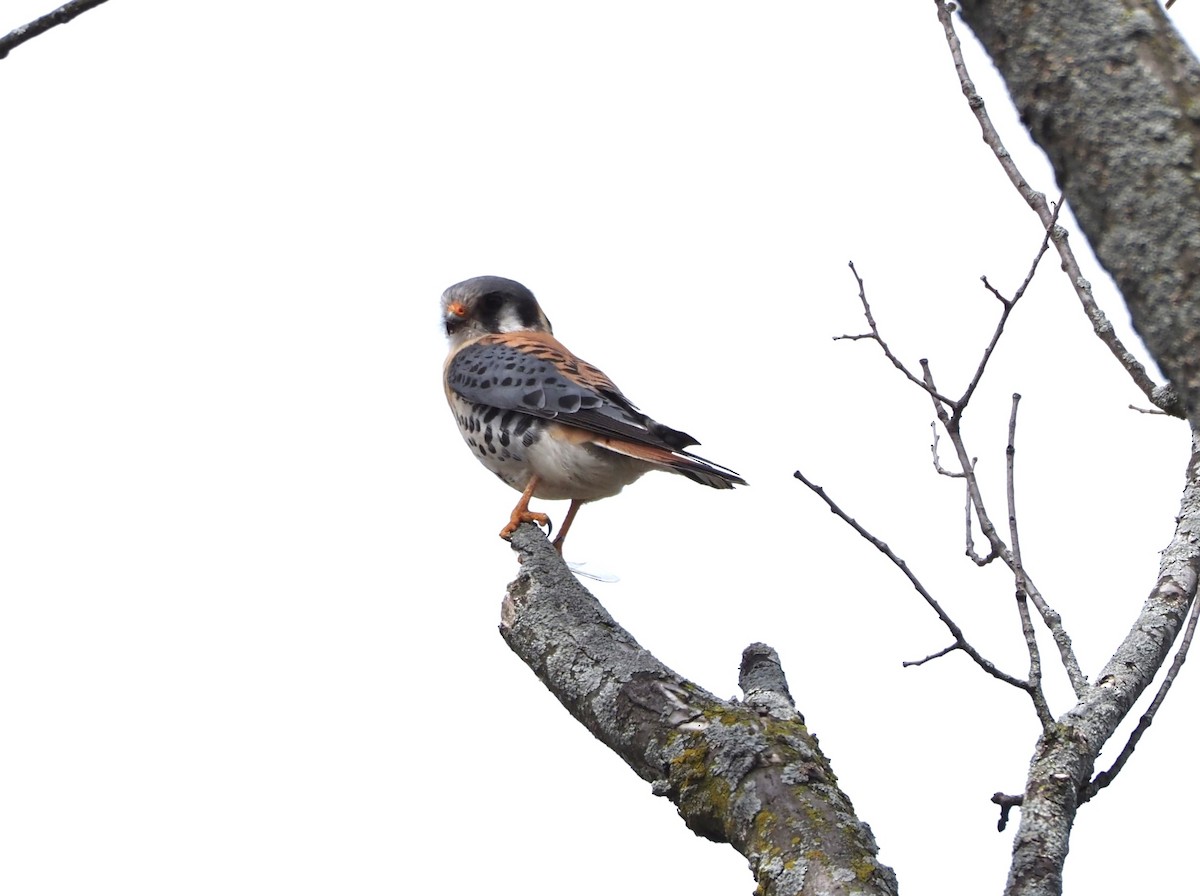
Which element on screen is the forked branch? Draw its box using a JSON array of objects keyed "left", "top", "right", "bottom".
[
  {"left": 934, "top": 0, "right": 1182, "bottom": 417},
  {"left": 834, "top": 256, "right": 1088, "bottom": 698},
  {"left": 793, "top": 469, "right": 1034, "bottom": 695}
]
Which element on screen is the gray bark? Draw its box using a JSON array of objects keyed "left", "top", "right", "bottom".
[
  {"left": 1001, "top": 430, "right": 1200, "bottom": 896},
  {"left": 956, "top": 0, "right": 1200, "bottom": 426},
  {"left": 500, "top": 525, "right": 898, "bottom": 896},
  {"left": 950, "top": 3, "right": 1200, "bottom": 894}
]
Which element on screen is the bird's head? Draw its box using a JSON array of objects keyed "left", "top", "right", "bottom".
[{"left": 441, "top": 276, "right": 553, "bottom": 349}]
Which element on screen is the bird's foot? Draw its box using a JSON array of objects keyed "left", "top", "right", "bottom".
[{"left": 500, "top": 509, "right": 551, "bottom": 541}]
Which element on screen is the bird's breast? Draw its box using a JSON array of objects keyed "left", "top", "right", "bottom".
[{"left": 446, "top": 392, "right": 650, "bottom": 502}]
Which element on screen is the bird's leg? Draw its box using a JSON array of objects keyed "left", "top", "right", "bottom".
[
  {"left": 551, "top": 499, "right": 584, "bottom": 554},
  {"left": 499, "top": 475, "right": 551, "bottom": 540}
]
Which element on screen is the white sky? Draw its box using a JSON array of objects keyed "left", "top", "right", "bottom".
[{"left": 2, "top": 2, "right": 1197, "bottom": 894}]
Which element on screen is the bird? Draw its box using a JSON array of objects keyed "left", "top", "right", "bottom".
[{"left": 441, "top": 275, "right": 746, "bottom": 552}]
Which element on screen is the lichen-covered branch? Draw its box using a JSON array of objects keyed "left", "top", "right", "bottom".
[
  {"left": 1081, "top": 559, "right": 1200, "bottom": 803},
  {"left": 499, "top": 524, "right": 897, "bottom": 896},
  {"left": 0, "top": 0, "right": 110, "bottom": 60},
  {"left": 952, "top": 0, "right": 1196, "bottom": 421}
]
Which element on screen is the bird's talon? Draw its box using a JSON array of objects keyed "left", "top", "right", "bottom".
[{"left": 499, "top": 510, "right": 551, "bottom": 540}]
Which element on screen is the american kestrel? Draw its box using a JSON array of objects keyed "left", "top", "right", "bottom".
[{"left": 441, "top": 275, "right": 746, "bottom": 551}]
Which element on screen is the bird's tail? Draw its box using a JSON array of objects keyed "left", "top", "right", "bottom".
[{"left": 599, "top": 438, "right": 747, "bottom": 489}]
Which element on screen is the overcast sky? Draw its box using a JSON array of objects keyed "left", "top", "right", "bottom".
[{"left": 3, "top": 2, "right": 1198, "bottom": 894}]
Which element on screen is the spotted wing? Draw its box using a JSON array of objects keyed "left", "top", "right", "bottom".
[{"left": 446, "top": 332, "right": 699, "bottom": 452}]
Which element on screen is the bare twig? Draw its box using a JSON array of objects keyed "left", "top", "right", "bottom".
[
  {"left": 930, "top": 422, "right": 966, "bottom": 478},
  {"left": 839, "top": 200, "right": 1088, "bottom": 705},
  {"left": 1081, "top": 570, "right": 1200, "bottom": 803},
  {"left": 1009, "top": 554, "right": 1087, "bottom": 696},
  {"left": 794, "top": 469, "right": 1033, "bottom": 692},
  {"left": 846, "top": 228, "right": 1047, "bottom": 422},
  {"left": 1006, "top": 394, "right": 1055, "bottom": 728},
  {"left": 1005, "top": 394, "right": 1030, "bottom": 598},
  {"left": 934, "top": 0, "right": 1182, "bottom": 417},
  {"left": 963, "top": 456, "right": 998, "bottom": 566},
  {"left": 902, "top": 643, "right": 959, "bottom": 668},
  {"left": 923, "top": 360, "right": 1089, "bottom": 698},
  {"left": 991, "top": 792, "right": 1023, "bottom": 832},
  {"left": 0, "top": 0, "right": 110, "bottom": 60},
  {"left": 955, "top": 214, "right": 1056, "bottom": 417},
  {"left": 932, "top": 424, "right": 998, "bottom": 567},
  {"left": 920, "top": 360, "right": 1004, "bottom": 551},
  {"left": 838, "top": 262, "right": 959, "bottom": 407}
]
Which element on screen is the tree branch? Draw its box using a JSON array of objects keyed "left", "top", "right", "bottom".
[
  {"left": 1005, "top": 394, "right": 1055, "bottom": 729},
  {"left": 955, "top": 221, "right": 1054, "bottom": 417},
  {"left": 0, "top": 0, "right": 110, "bottom": 60},
  {"left": 1002, "top": 428, "right": 1200, "bottom": 896},
  {"left": 922, "top": 361, "right": 1089, "bottom": 698},
  {"left": 793, "top": 469, "right": 1033, "bottom": 693},
  {"left": 836, "top": 262, "right": 959, "bottom": 408},
  {"left": 926, "top": 0, "right": 1180, "bottom": 417},
  {"left": 1080, "top": 566, "right": 1200, "bottom": 803},
  {"left": 830, "top": 249, "right": 1090, "bottom": 699},
  {"left": 991, "top": 792, "right": 1024, "bottom": 833},
  {"left": 945, "top": 0, "right": 1190, "bottom": 419},
  {"left": 499, "top": 523, "right": 898, "bottom": 896}
]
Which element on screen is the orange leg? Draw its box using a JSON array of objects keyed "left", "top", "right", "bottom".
[
  {"left": 499, "top": 475, "right": 551, "bottom": 540},
  {"left": 551, "top": 499, "right": 584, "bottom": 554}
]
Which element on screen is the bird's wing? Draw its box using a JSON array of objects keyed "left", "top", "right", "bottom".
[{"left": 446, "top": 331, "right": 700, "bottom": 452}]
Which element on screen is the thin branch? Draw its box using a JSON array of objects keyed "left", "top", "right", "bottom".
[
  {"left": 0, "top": 0, "right": 110, "bottom": 60},
  {"left": 839, "top": 262, "right": 959, "bottom": 407},
  {"left": 932, "top": 415, "right": 999, "bottom": 568},
  {"left": 962, "top": 456, "right": 998, "bottom": 566},
  {"left": 1004, "top": 394, "right": 1025, "bottom": 575},
  {"left": 838, "top": 213, "right": 1088, "bottom": 700},
  {"left": 1006, "top": 393, "right": 1055, "bottom": 728},
  {"left": 955, "top": 213, "right": 1057, "bottom": 417},
  {"left": 924, "top": 360, "right": 1089, "bottom": 697},
  {"left": 993, "top": 427, "right": 1200, "bottom": 896},
  {"left": 1081, "top": 568, "right": 1200, "bottom": 803},
  {"left": 921, "top": 359, "right": 1008, "bottom": 557},
  {"left": 794, "top": 469, "right": 1033, "bottom": 692},
  {"left": 902, "top": 643, "right": 959, "bottom": 668},
  {"left": 930, "top": 422, "right": 966, "bottom": 478},
  {"left": 991, "top": 792, "right": 1023, "bottom": 833},
  {"left": 934, "top": 0, "right": 1183, "bottom": 417},
  {"left": 846, "top": 214, "right": 1050, "bottom": 424}
]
